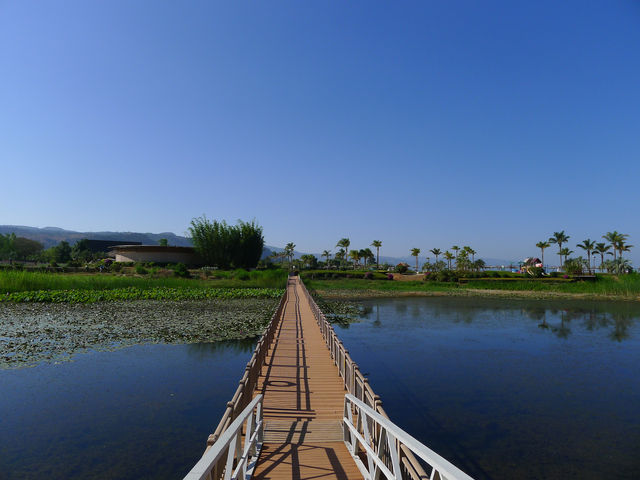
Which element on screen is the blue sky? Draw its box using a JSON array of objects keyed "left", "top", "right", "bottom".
[{"left": 1, "top": 1, "right": 639, "bottom": 264}]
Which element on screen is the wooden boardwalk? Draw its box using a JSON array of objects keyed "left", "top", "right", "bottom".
[{"left": 252, "top": 277, "right": 361, "bottom": 480}]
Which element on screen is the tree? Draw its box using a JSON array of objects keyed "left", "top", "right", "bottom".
[
  {"left": 535, "top": 241, "right": 550, "bottom": 268},
  {"left": 549, "top": 231, "right": 570, "bottom": 267},
  {"left": 593, "top": 242, "right": 611, "bottom": 272},
  {"left": 300, "top": 254, "right": 317, "bottom": 269},
  {"left": 322, "top": 250, "right": 331, "bottom": 268},
  {"left": 463, "top": 246, "right": 476, "bottom": 263},
  {"left": 348, "top": 249, "right": 360, "bottom": 269},
  {"left": 443, "top": 251, "right": 454, "bottom": 270},
  {"left": 0, "top": 233, "right": 16, "bottom": 261},
  {"left": 71, "top": 239, "right": 92, "bottom": 262},
  {"left": 451, "top": 246, "right": 460, "bottom": 266},
  {"left": 188, "top": 216, "right": 264, "bottom": 268},
  {"left": 576, "top": 239, "right": 596, "bottom": 273},
  {"left": 371, "top": 240, "right": 382, "bottom": 270},
  {"left": 360, "top": 248, "right": 374, "bottom": 268},
  {"left": 429, "top": 248, "right": 441, "bottom": 264},
  {"left": 473, "top": 259, "right": 486, "bottom": 272},
  {"left": 14, "top": 237, "right": 44, "bottom": 261},
  {"left": 602, "top": 231, "right": 629, "bottom": 261},
  {"left": 54, "top": 241, "right": 72, "bottom": 263},
  {"left": 559, "top": 247, "right": 573, "bottom": 266},
  {"left": 410, "top": 248, "right": 421, "bottom": 272},
  {"left": 284, "top": 243, "right": 296, "bottom": 267},
  {"left": 159, "top": 238, "right": 168, "bottom": 246},
  {"left": 336, "top": 238, "right": 350, "bottom": 267}
]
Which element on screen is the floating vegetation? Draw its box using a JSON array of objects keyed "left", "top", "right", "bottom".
[
  {"left": 0, "top": 287, "right": 284, "bottom": 304},
  {"left": 309, "top": 292, "right": 364, "bottom": 325},
  {"left": 0, "top": 298, "right": 280, "bottom": 368}
]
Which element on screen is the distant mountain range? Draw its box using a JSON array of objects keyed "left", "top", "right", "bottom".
[
  {"left": 0, "top": 225, "right": 193, "bottom": 249},
  {"left": 0, "top": 225, "right": 517, "bottom": 266}
]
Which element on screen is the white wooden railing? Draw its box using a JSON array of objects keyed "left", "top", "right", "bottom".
[
  {"left": 184, "top": 395, "right": 264, "bottom": 480},
  {"left": 343, "top": 394, "right": 475, "bottom": 480}
]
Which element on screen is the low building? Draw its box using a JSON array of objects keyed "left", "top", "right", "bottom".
[
  {"left": 109, "top": 245, "right": 200, "bottom": 265},
  {"left": 84, "top": 239, "right": 142, "bottom": 253}
]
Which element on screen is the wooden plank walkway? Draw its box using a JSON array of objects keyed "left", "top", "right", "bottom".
[{"left": 252, "top": 277, "right": 361, "bottom": 480}]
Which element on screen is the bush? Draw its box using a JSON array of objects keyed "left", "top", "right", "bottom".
[
  {"left": 135, "top": 265, "right": 149, "bottom": 275},
  {"left": 387, "top": 273, "right": 394, "bottom": 280},
  {"left": 173, "top": 263, "right": 190, "bottom": 278},
  {"left": 526, "top": 266, "right": 544, "bottom": 278},
  {"left": 364, "top": 272, "right": 373, "bottom": 280},
  {"left": 395, "top": 263, "right": 409, "bottom": 273},
  {"left": 233, "top": 268, "right": 250, "bottom": 281}
]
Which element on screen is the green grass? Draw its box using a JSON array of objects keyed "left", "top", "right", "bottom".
[
  {"left": 304, "top": 273, "right": 640, "bottom": 299},
  {"left": 0, "top": 269, "right": 287, "bottom": 293}
]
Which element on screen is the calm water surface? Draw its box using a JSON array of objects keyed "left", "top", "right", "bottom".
[
  {"left": 335, "top": 297, "right": 640, "bottom": 480},
  {"left": 0, "top": 340, "right": 255, "bottom": 479}
]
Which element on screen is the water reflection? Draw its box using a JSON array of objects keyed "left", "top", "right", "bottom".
[
  {"left": 186, "top": 337, "right": 256, "bottom": 358},
  {"left": 335, "top": 297, "right": 640, "bottom": 480}
]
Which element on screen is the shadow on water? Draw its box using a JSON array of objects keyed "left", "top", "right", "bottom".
[{"left": 334, "top": 296, "right": 640, "bottom": 480}]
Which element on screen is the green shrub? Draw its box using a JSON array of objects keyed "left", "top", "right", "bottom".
[
  {"left": 173, "top": 263, "right": 190, "bottom": 278},
  {"left": 233, "top": 268, "right": 250, "bottom": 280},
  {"left": 135, "top": 265, "right": 149, "bottom": 275},
  {"left": 395, "top": 263, "right": 409, "bottom": 273}
]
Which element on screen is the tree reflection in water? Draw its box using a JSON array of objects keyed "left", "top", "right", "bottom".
[{"left": 186, "top": 337, "right": 257, "bottom": 359}]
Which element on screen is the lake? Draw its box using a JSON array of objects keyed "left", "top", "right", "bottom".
[
  {"left": 336, "top": 296, "right": 640, "bottom": 479},
  {"left": 1, "top": 296, "right": 639, "bottom": 479},
  {"left": 0, "top": 340, "right": 255, "bottom": 479}
]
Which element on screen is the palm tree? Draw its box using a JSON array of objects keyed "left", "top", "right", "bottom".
[
  {"left": 348, "top": 250, "right": 360, "bottom": 270},
  {"left": 464, "top": 246, "right": 476, "bottom": 263},
  {"left": 322, "top": 250, "right": 331, "bottom": 268},
  {"left": 360, "top": 248, "right": 374, "bottom": 268},
  {"left": 451, "top": 246, "right": 460, "bottom": 265},
  {"left": 593, "top": 242, "right": 611, "bottom": 272},
  {"left": 618, "top": 241, "right": 633, "bottom": 259},
  {"left": 371, "top": 240, "right": 382, "bottom": 270},
  {"left": 535, "top": 241, "right": 550, "bottom": 268},
  {"left": 284, "top": 243, "right": 296, "bottom": 267},
  {"left": 603, "top": 231, "right": 626, "bottom": 261},
  {"left": 559, "top": 247, "right": 573, "bottom": 266},
  {"left": 429, "top": 248, "right": 442, "bottom": 264},
  {"left": 336, "top": 238, "right": 350, "bottom": 268},
  {"left": 410, "top": 248, "right": 421, "bottom": 272},
  {"left": 443, "top": 251, "right": 454, "bottom": 270},
  {"left": 549, "top": 231, "right": 570, "bottom": 267},
  {"left": 577, "top": 239, "right": 596, "bottom": 273}
]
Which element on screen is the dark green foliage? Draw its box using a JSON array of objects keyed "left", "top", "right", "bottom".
[
  {"left": 395, "top": 263, "right": 409, "bottom": 273},
  {"left": 71, "top": 239, "right": 92, "bottom": 262},
  {"left": 233, "top": 268, "right": 250, "bottom": 280},
  {"left": 13, "top": 237, "right": 44, "bottom": 260},
  {"left": 135, "top": 265, "right": 149, "bottom": 275},
  {"left": 173, "top": 263, "right": 190, "bottom": 278},
  {"left": 300, "top": 270, "right": 388, "bottom": 280},
  {"left": 54, "top": 241, "right": 72, "bottom": 263},
  {"left": 564, "top": 257, "right": 588, "bottom": 275},
  {"left": 189, "top": 216, "right": 264, "bottom": 269},
  {"left": 527, "top": 266, "right": 544, "bottom": 278}
]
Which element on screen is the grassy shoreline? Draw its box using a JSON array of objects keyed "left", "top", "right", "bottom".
[
  {"left": 304, "top": 276, "right": 640, "bottom": 302},
  {"left": 0, "top": 269, "right": 287, "bottom": 303}
]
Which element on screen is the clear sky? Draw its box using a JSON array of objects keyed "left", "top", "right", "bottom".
[{"left": 1, "top": 1, "right": 639, "bottom": 263}]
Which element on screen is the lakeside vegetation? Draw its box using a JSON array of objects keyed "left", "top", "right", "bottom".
[
  {"left": 0, "top": 269, "right": 287, "bottom": 303},
  {"left": 304, "top": 273, "right": 640, "bottom": 300}
]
